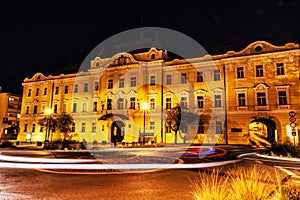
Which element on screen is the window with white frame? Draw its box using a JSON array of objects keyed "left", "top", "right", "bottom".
[
  {"left": 130, "top": 97, "right": 136, "bottom": 109},
  {"left": 166, "top": 74, "right": 172, "bottom": 85},
  {"left": 166, "top": 98, "right": 172, "bottom": 109},
  {"left": 180, "top": 96, "right": 187, "bottom": 109},
  {"left": 94, "top": 82, "right": 99, "bottom": 91},
  {"left": 82, "top": 102, "right": 87, "bottom": 112},
  {"left": 150, "top": 121, "right": 155, "bottom": 130},
  {"left": 276, "top": 63, "right": 285, "bottom": 76},
  {"left": 81, "top": 123, "right": 86, "bottom": 132},
  {"left": 278, "top": 91, "right": 287, "bottom": 105},
  {"left": 150, "top": 75, "right": 155, "bottom": 86},
  {"left": 119, "top": 78, "right": 124, "bottom": 88},
  {"left": 92, "top": 122, "right": 96, "bottom": 133},
  {"left": 257, "top": 92, "right": 266, "bottom": 106},
  {"left": 108, "top": 79, "right": 113, "bottom": 89},
  {"left": 214, "top": 70, "right": 220, "bottom": 81},
  {"left": 254, "top": 84, "right": 269, "bottom": 108},
  {"left": 130, "top": 77, "right": 136, "bottom": 87},
  {"left": 197, "top": 120, "right": 204, "bottom": 134},
  {"left": 197, "top": 71, "right": 204, "bottom": 82},
  {"left": 237, "top": 67, "right": 245, "bottom": 78},
  {"left": 181, "top": 73, "right": 187, "bottom": 83},
  {"left": 275, "top": 85, "right": 289, "bottom": 107},
  {"left": 238, "top": 93, "right": 246, "bottom": 106},
  {"left": 197, "top": 96, "right": 204, "bottom": 108},
  {"left": 216, "top": 121, "right": 222, "bottom": 134},
  {"left": 84, "top": 83, "right": 89, "bottom": 92},
  {"left": 214, "top": 95, "right": 221, "bottom": 108},
  {"left": 150, "top": 98, "right": 155, "bottom": 110},
  {"left": 72, "top": 102, "right": 77, "bottom": 113},
  {"left": 117, "top": 98, "right": 124, "bottom": 110},
  {"left": 256, "top": 65, "right": 264, "bottom": 77}
]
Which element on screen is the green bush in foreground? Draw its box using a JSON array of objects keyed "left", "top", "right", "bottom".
[{"left": 191, "top": 164, "right": 299, "bottom": 200}]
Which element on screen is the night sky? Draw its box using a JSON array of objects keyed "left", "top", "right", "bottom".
[{"left": 0, "top": 0, "right": 299, "bottom": 95}]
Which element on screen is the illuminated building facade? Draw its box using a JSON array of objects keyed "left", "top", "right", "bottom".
[
  {"left": 0, "top": 93, "right": 21, "bottom": 140},
  {"left": 17, "top": 41, "right": 300, "bottom": 146}
]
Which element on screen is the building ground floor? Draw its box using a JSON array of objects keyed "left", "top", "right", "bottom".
[{"left": 16, "top": 110, "right": 300, "bottom": 148}]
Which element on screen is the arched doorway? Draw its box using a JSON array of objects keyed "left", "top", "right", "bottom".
[
  {"left": 249, "top": 118, "right": 276, "bottom": 145},
  {"left": 111, "top": 121, "right": 125, "bottom": 146}
]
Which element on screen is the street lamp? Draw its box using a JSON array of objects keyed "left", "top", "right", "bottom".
[
  {"left": 44, "top": 108, "right": 52, "bottom": 141},
  {"left": 141, "top": 102, "right": 149, "bottom": 145}
]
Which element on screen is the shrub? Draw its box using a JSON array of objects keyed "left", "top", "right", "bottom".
[{"left": 191, "top": 164, "right": 300, "bottom": 200}]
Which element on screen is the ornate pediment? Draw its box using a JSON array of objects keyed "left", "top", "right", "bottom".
[
  {"left": 212, "top": 41, "right": 299, "bottom": 60},
  {"left": 108, "top": 53, "right": 139, "bottom": 67}
]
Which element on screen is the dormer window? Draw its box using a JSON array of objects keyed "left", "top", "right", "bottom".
[{"left": 151, "top": 54, "right": 155, "bottom": 59}]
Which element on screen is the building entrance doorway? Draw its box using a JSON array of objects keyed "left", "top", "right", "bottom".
[
  {"left": 249, "top": 118, "right": 276, "bottom": 146},
  {"left": 111, "top": 121, "right": 125, "bottom": 146}
]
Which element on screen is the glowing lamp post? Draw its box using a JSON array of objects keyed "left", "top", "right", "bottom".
[{"left": 141, "top": 102, "right": 149, "bottom": 145}]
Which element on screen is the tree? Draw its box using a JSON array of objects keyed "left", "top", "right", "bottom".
[
  {"left": 38, "top": 115, "right": 57, "bottom": 141},
  {"left": 165, "top": 104, "right": 181, "bottom": 144},
  {"left": 56, "top": 113, "right": 74, "bottom": 141}
]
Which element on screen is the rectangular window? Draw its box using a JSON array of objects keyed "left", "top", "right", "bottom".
[
  {"left": 94, "top": 82, "right": 99, "bottom": 91},
  {"left": 130, "top": 77, "right": 136, "bottom": 87},
  {"left": 216, "top": 121, "right": 222, "bottom": 134},
  {"left": 71, "top": 123, "right": 75, "bottom": 132},
  {"left": 35, "top": 88, "right": 39, "bottom": 96},
  {"left": 197, "top": 96, "right": 204, "bottom": 108},
  {"left": 81, "top": 123, "right": 86, "bottom": 133},
  {"left": 256, "top": 65, "right": 264, "bottom": 77},
  {"left": 26, "top": 106, "right": 29, "bottom": 114},
  {"left": 108, "top": 79, "right": 113, "bottom": 89},
  {"left": 150, "top": 75, "right": 155, "bottom": 86},
  {"left": 150, "top": 121, "right": 155, "bottom": 130},
  {"left": 276, "top": 63, "right": 285, "bottom": 75},
  {"left": 278, "top": 91, "right": 287, "bottom": 105},
  {"left": 55, "top": 86, "right": 59, "bottom": 95},
  {"left": 166, "top": 126, "right": 171, "bottom": 133},
  {"left": 62, "top": 104, "right": 67, "bottom": 113},
  {"left": 93, "top": 102, "right": 98, "bottom": 112},
  {"left": 117, "top": 98, "right": 124, "bottom": 110},
  {"left": 130, "top": 97, "right": 136, "bottom": 109},
  {"left": 92, "top": 122, "right": 96, "bottom": 133},
  {"left": 197, "top": 121, "right": 204, "bottom": 134},
  {"left": 166, "top": 75, "right": 172, "bottom": 85},
  {"left": 27, "top": 89, "right": 31, "bottom": 97},
  {"left": 84, "top": 83, "right": 89, "bottom": 92},
  {"left": 150, "top": 98, "right": 155, "bottom": 110},
  {"left": 40, "top": 126, "right": 43, "bottom": 132},
  {"left": 33, "top": 105, "right": 38, "bottom": 114},
  {"left": 64, "top": 85, "right": 68, "bottom": 94},
  {"left": 72, "top": 103, "right": 77, "bottom": 113},
  {"left": 74, "top": 85, "right": 78, "bottom": 93},
  {"left": 214, "top": 70, "right": 221, "bottom": 81},
  {"left": 181, "top": 73, "right": 187, "bottom": 83},
  {"left": 257, "top": 92, "right": 266, "bottom": 106},
  {"left": 54, "top": 104, "right": 58, "bottom": 113},
  {"left": 180, "top": 97, "right": 187, "bottom": 109},
  {"left": 214, "top": 95, "right": 221, "bottom": 108},
  {"left": 237, "top": 67, "right": 244, "bottom": 78},
  {"left": 119, "top": 78, "right": 124, "bottom": 88},
  {"left": 82, "top": 103, "right": 87, "bottom": 112},
  {"left": 166, "top": 98, "right": 172, "bottom": 109},
  {"left": 197, "top": 72, "right": 204, "bottom": 82},
  {"left": 238, "top": 93, "right": 246, "bottom": 106},
  {"left": 24, "top": 124, "right": 28, "bottom": 132},
  {"left": 43, "top": 88, "right": 47, "bottom": 95},
  {"left": 107, "top": 99, "right": 112, "bottom": 110},
  {"left": 32, "top": 124, "right": 36, "bottom": 132}
]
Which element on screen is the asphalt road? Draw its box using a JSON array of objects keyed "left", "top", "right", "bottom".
[{"left": 1, "top": 145, "right": 283, "bottom": 200}]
